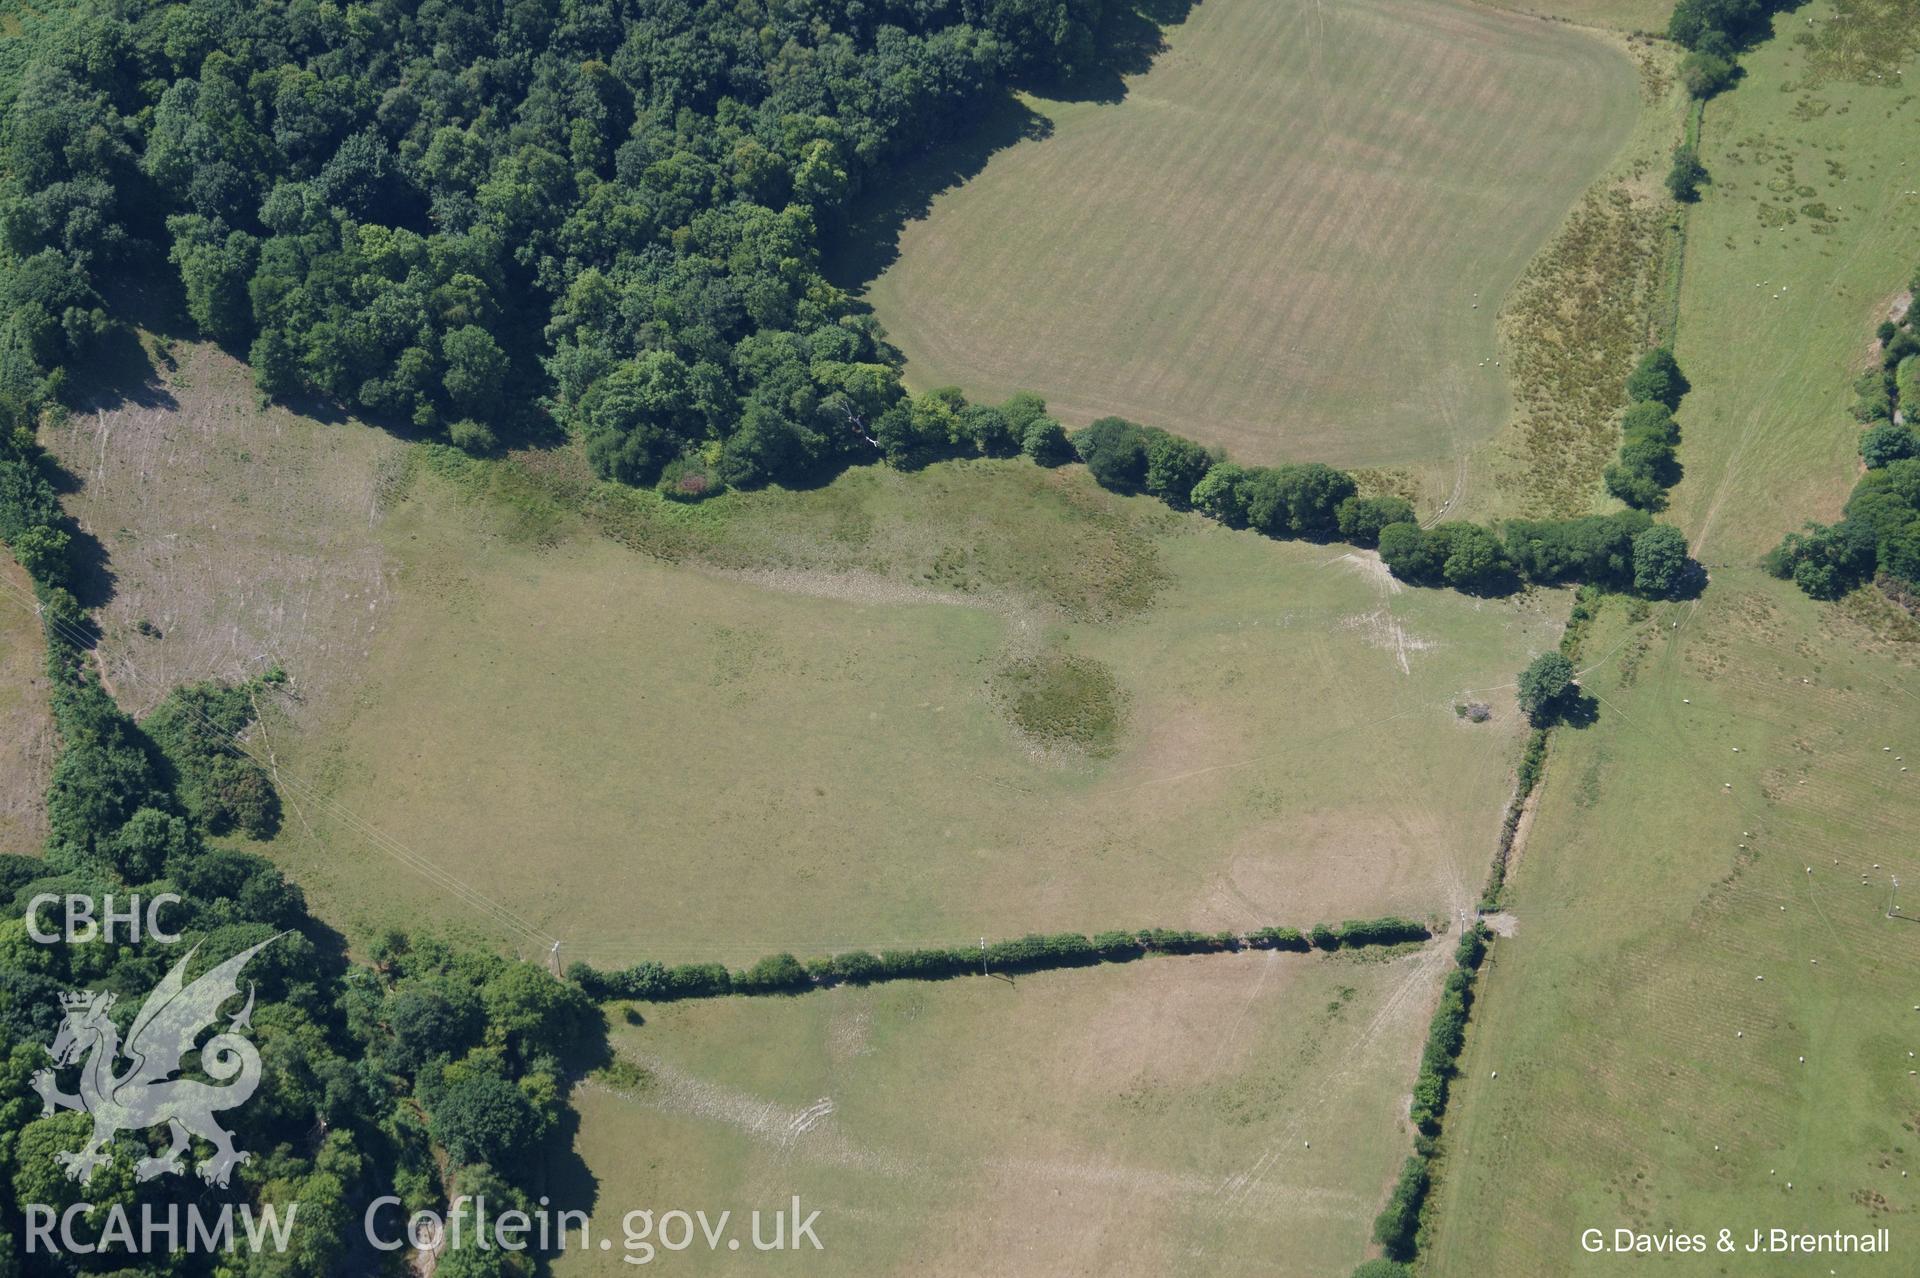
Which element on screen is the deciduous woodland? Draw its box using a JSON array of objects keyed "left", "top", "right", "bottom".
[{"left": 2, "top": 0, "right": 1143, "bottom": 479}]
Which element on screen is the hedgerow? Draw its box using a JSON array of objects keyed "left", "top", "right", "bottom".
[
  {"left": 1349, "top": 919, "right": 1492, "bottom": 1272},
  {"left": 1054, "top": 412, "right": 1696, "bottom": 599},
  {"left": 1371, "top": 1154, "right": 1430, "bottom": 1261},
  {"left": 1333, "top": 917, "right": 1430, "bottom": 948},
  {"left": 1408, "top": 922, "right": 1491, "bottom": 1139},
  {"left": 566, "top": 918, "right": 1434, "bottom": 1002}
]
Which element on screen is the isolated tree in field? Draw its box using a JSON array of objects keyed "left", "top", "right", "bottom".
[
  {"left": 1626, "top": 347, "right": 1689, "bottom": 408},
  {"left": 1665, "top": 145, "right": 1707, "bottom": 203},
  {"left": 1517, "top": 652, "right": 1575, "bottom": 725}
]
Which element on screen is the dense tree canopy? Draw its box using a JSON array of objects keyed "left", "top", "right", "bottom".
[{"left": 0, "top": 0, "right": 1140, "bottom": 491}]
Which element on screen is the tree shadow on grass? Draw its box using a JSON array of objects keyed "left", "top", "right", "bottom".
[
  {"left": 534, "top": 1030, "right": 612, "bottom": 1231},
  {"left": 1556, "top": 689, "right": 1601, "bottom": 729},
  {"left": 1027, "top": 0, "right": 1201, "bottom": 104},
  {"left": 822, "top": 0, "right": 1201, "bottom": 296},
  {"left": 534, "top": 1101, "right": 602, "bottom": 1245},
  {"left": 33, "top": 447, "right": 118, "bottom": 608},
  {"left": 66, "top": 323, "right": 178, "bottom": 417},
  {"left": 1670, "top": 559, "right": 1709, "bottom": 601},
  {"left": 823, "top": 94, "right": 1056, "bottom": 295},
  {"left": 59, "top": 521, "right": 115, "bottom": 610}
]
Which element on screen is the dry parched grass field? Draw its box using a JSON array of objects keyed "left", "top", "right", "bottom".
[
  {"left": 40, "top": 343, "right": 1568, "bottom": 1272},
  {"left": 42, "top": 346, "right": 1572, "bottom": 964},
  {"left": 560, "top": 950, "right": 1446, "bottom": 1277},
  {"left": 858, "top": 0, "right": 1641, "bottom": 470},
  {"left": 43, "top": 344, "right": 404, "bottom": 720},
  {"left": 254, "top": 472, "right": 1563, "bottom": 960},
  {"left": 0, "top": 556, "right": 54, "bottom": 853}
]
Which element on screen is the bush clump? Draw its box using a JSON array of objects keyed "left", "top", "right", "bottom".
[
  {"left": 141, "top": 680, "right": 282, "bottom": 839},
  {"left": 656, "top": 455, "right": 726, "bottom": 502},
  {"left": 995, "top": 651, "right": 1125, "bottom": 755}
]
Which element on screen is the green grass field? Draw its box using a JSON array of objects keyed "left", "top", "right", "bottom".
[
  {"left": 258, "top": 458, "right": 1565, "bottom": 959},
  {"left": 1663, "top": 10, "right": 1920, "bottom": 562},
  {"left": 1423, "top": 7, "right": 1920, "bottom": 1271},
  {"left": 45, "top": 335, "right": 1559, "bottom": 955},
  {"left": 854, "top": 0, "right": 1641, "bottom": 471},
  {"left": 44, "top": 351, "right": 1566, "bottom": 959},
  {"left": 556, "top": 949, "right": 1443, "bottom": 1276}
]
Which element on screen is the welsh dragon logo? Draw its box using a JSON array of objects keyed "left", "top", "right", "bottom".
[{"left": 31, "top": 935, "right": 282, "bottom": 1187}]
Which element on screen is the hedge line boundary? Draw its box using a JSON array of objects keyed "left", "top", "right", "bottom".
[
  {"left": 1369, "top": 922, "right": 1492, "bottom": 1263},
  {"left": 564, "top": 917, "right": 1435, "bottom": 1002}
]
